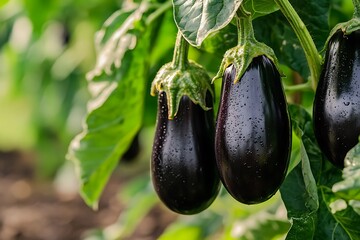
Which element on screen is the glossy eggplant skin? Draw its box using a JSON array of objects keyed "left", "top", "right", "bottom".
[
  {"left": 215, "top": 56, "right": 291, "bottom": 204},
  {"left": 313, "top": 30, "right": 360, "bottom": 169},
  {"left": 151, "top": 92, "right": 220, "bottom": 214}
]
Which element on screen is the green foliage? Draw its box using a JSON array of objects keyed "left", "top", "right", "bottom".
[
  {"left": 68, "top": 0, "right": 360, "bottom": 237},
  {"left": 253, "top": 0, "right": 331, "bottom": 80},
  {"left": 159, "top": 212, "right": 223, "bottom": 240},
  {"left": 333, "top": 142, "right": 360, "bottom": 201},
  {"left": 0, "top": 0, "right": 120, "bottom": 177},
  {"left": 67, "top": 4, "right": 155, "bottom": 208},
  {"left": 281, "top": 105, "right": 360, "bottom": 240},
  {"left": 172, "top": 0, "right": 243, "bottom": 46},
  {"left": 243, "top": 0, "right": 279, "bottom": 19},
  {"left": 65, "top": 0, "right": 360, "bottom": 238},
  {"left": 3, "top": 0, "right": 358, "bottom": 238}
]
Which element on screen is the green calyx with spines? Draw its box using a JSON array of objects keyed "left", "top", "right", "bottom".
[
  {"left": 150, "top": 32, "right": 214, "bottom": 119},
  {"left": 326, "top": 18, "right": 360, "bottom": 44},
  {"left": 323, "top": 1, "right": 360, "bottom": 53},
  {"left": 213, "top": 6, "right": 282, "bottom": 84}
]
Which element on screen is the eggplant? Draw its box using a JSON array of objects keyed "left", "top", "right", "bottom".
[
  {"left": 215, "top": 55, "right": 291, "bottom": 204},
  {"left": 121, "top": 133, "right": 140, "bottom": 163},
  {"left": 151, "top": 92, "right": 220, "bottom": 214},
  {"left": 313, "top": 29, "right": 360, "bottom": 169}
]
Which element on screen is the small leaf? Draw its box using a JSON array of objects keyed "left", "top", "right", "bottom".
[
  {"left": 159, "top": 211, "right": 223, "bottom": 240},
  {"left": 159, "top": 225, "right": 202, "bottom": 240},
  {"left": 229, "top": 212, "right": 290, "bottom": 240},
  {"left": 285, "top": 212, "right": 317, "bottom": 240},
  {"left": 332, "top": 141, "right": 360, "bottom": 201},
  {"left": 173, "top": 0, "right": 243, "bottom": 46},
  {"left": 243, "top": 0, "right": 279, "bottom": 19}
]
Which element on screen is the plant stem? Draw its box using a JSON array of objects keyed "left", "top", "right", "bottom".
[
  {"left": 146, "top": 1, "right": 172, "bottom": 25},
  {"left": 284, "top": 81, "right": 312, "bottom": 92},
  {"left": 353, "top": 0, "right": 360, "bottom": 18},
  {"left": 274, "top": 0, "right": 321, "bottom": 90},
  {"left": 172, "top": 31, "right": 189, "bottom": 70},
  {"left": 236, "top": 6, "right": 255, "bottom": 46}
]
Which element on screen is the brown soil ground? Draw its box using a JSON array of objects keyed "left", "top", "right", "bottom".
[{"left": 0, "top": 151, "right": 176, "bottom": 240}]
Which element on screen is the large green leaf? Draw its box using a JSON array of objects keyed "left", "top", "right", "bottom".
[
  {"left": 281, "top": 105, "right": 360, "bottom": 239},
  {"left": 314, "top": 188, "right": 360, "bottom": 240},
  {"left": 172, "top": 0, "right": 243, "bottom": 46},
  {"left": 67, "top": 4, "right": 153, "bottom": 208},
  {"left": 332, "top": 141, "right": 360, "bottom": 201}
]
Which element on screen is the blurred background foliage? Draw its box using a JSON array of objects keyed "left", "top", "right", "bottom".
[
  {"left": 0, "top": 0, "right": 123, "bottom": 178},
  {"left": 0, "top": 0, "right": 356, "bottom": 239}
]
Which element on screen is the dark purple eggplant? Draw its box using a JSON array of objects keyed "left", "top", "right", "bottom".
[
  {"left": 121, "top": 133, "right": 140, "bottom": 163},
  {"left": 313, "top": 30, "right": 360, "bottom": 169},
  {"left": 215, "top": 55, "right": 291, "bottom": 204},
  {"left": 151, "top": 92, "right": 220, "bottom": 214}
]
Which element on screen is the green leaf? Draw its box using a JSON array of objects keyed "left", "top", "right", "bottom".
[
  {"left": 332, "top": 141, "right": 360, "bottom": 201},
  {"left": 349, "top": 200, "right": 360, "bottom": 215},
  {"left": 172, "top": 0, "right": 243, "bottom": 46},
  {"left": 299, "top": 141, "right": 319, "bottom": 211},
  {"left": 159, "top": 212, "right": 223, "bottom": 240},
  {"left": 87, "top": 5, "right": 147, "bottom": 82},
  {"left": 226, "top": 212, "right": 290, "bottom": 240},
  {"left": 67, "top": 5, "right": 153, "bottom": 208},
  {"left": 282, "top": 105, "right": 360, "bottom": 239},
  {"left": 0, "top": 0, "right": 9, "bottom": 8},
  {"left": 281, "top": 163, "right": 317, "bottom": 240},
  {"left": 280, "top": 105, "right": 320, "bottom": 239},
  {"left": 160, "top": 226, "right": 202, "bottom": 240},
  {"left": 253, "top": 0, "right": 331, "bottom": 79},
  {"left": 315, "top": 188, "right": 360, "bottom": 240},
  {"left": 287, "top": 134, "right": 301, "bottom": 174},
  {"left": 243, "top": 0, "right": 279, "bottom": 19},
  {"left": 200, "top": 23, "right": 238, "bottom": 56}
]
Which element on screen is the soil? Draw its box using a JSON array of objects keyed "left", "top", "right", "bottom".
[{"left": 0, "top": 151, "right": 177, "bottom": 240}]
